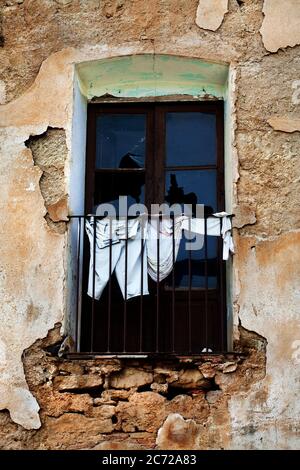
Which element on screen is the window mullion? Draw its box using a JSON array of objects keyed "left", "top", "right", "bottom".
[{"left": 153, "top": 104, "right": 166, "bottom": 205}]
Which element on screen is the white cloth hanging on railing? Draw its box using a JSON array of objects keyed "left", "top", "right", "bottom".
[
  {"left": 181, "top": 211, "right": 234, "bottom": 261},
  {"left": 147, "top": 212, "right": 234, "bottom": 282},
  {"left": 85, "top": 217, "right": 149, "bottom": 300},
  {"left": 146, "top": 216, "right": 186, "bottom": 282},
  {"left": 85, "top": 213, "right": 234, "bottom": 299}
]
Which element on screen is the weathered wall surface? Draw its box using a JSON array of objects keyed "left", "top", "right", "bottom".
[
  {"left": 260, "top": 0, "right": 300, "bottom": 53},
  {"left": 0, "top": 325, "right": 266, "bottom": 449},
  {"left": 0, "top": 0, "right": 299, "bottom": 449}
]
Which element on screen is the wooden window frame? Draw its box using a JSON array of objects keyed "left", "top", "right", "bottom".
[
  {"left": 85, "top": 101, "right": 224, "bottom": 214},
  {"left": 81, "top": 101, "right": 227, "bottom": 355}
]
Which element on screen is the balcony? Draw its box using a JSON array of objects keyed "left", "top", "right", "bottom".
[{"left": 68, "top": 213, "right": 233, "bottom": 357}]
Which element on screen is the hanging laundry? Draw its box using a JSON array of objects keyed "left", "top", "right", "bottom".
[
  {"left": 214, "top": 212, "right": 235, "bottom": 260},
  {"left": 181, "top": 211, "right": 234, "bottom": 260},
  {"left": 146, "top": 212, "right": 234, "bottom": 282},
  {"left": 85, "top": 217, "right": 149, "bottom": 300},
  {"left": 146, "top": 215, "right": 186, "bottom": 282},
  {"left": 86, "top": 213, "right": 234, "bottom": 300}
]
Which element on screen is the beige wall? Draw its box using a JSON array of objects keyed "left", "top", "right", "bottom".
[{"left": 0, "top": 0, "right": 299, "bottom": 449}]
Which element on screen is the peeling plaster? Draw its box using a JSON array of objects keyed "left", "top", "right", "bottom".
[
  {"left": 0, "top": 123, "right": 65, "bottom": 428},
  {"left": 25, "top": 127, "right": 69, "bottom": 228},
  {"left": 0, "top": 47, "right": 230, "bottom": 430},
  {"left": 268, "top": 116, "right": 300, "bottom": 133},
  {"left": 0, "top": 11, "right": 299, "bottom": 445},
  {"left": 260, "top": 0, "right": 300, "bottom": 53},
  {"left": 0, "top": 49, "right": 74, "bottom": 429},
  {"left": 229, "top": 232, "right": 300, "bottom": 448},
  {"left": 195, "top": 0, "right": 228, "bottom": 32},
  {"left": 0, "top": 386, "right": 40, "bottom": 430}
]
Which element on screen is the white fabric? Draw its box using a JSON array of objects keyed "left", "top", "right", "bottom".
[
  {"left": 147, "top": 212, "right": 234, "bottom": 282},
  {"left": 214, "top": 212, "right": 235, "bottom": 260},
  {"left": 181, "top": 212, "right": 234, "bottom": 260},
  {"left": 86, "top": 213, "right": 234, "bottom": 299},
  {"left": 87, "top": 216, "right": 140, "bottom": 249},
  {"left": 85, "top": 217, "right": 149, "bottom": 300},
  {"left": 146, "top": 216, "right": 186, "bottom": 282}
]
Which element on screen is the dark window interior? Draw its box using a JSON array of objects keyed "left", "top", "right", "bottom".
[{"left": 81, "top": 101, "right": 226, "bottom": 355}]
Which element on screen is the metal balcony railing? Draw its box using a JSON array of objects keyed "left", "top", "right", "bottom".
[{"left": 68, "top": 213, "right": 233, "bottom": 357}]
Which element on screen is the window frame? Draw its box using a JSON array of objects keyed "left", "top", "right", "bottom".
[
  {"left": 85, "top": 101, "right": 224, "bottom": 214},
  {"left": 82, "top": 100, "right": 227, "bottom": 354}
]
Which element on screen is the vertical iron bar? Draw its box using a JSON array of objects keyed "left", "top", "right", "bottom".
[
  {"left": 123, "top": 217, "right": 128, "bottom": 352},
  {"left": 172, "top": 216, "right": 175, "bottom": 353},
  {"left": 139, "top": 216, "right": 144, "bottom": 352},
  {"left": 204, "top": 216, "right": 208, "bottom": 351},
  {"left": 219, "top": 217, "right": 225, "bottom": 352},
  {"left": 75, "top": 217, "right": 82, "bottom": 352},
  {"left": 156, "top": 215, "right": 160, "bottom": 353},
  {"left": 188, "top": 217, "right": 192, "bottom": 354},
  {"left": 91, "top": 216, "right": 96, "bottom": 352},
  {"left": 107, "top": 217, "right": 112, "bottom": 353}
]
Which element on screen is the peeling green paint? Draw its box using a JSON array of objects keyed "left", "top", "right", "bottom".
[{"left": 76, "top": 54, "right": 228, "bottom": 100}]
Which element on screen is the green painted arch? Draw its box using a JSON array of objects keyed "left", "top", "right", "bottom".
[{"left": 76, "top": 54, "right": 229, "bottom": 100}]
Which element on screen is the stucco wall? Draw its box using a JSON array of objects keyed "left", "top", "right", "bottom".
[{"left": 0, "top": 0, "right": 299, "bottom": 449}]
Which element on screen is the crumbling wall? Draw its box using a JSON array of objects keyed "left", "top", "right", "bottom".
[
  {"left": 26, "top": 128, "right": 69, "bottom": 233},
  {"left": 0, "top": 0, "right": 299, "bottom": 449},
  {"left": 0, "top": 324, "right": 266, "bottom": 449}
]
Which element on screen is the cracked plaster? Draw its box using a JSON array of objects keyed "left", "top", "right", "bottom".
[{"left": 0, "top": 0, "right": 299, "bottom": 449}]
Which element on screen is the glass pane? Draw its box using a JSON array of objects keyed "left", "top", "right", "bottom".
[
  {"left": 164, "top": 169, "right": 218, "bottom": 288},
  {"left": 94, "top": 172, "right": 145, "bottom": 211},
  {"left": 170, "top": 235, "right": 217, "bottom": 288},
  {"left": 96, "top": 114, "right": 146, "bottom": 169},
  {"left": 166, "top": 112, "right": 216, "bottom": 166},
  {"left": 165, "top": 170, "right": 217, "bottom": 214}
]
